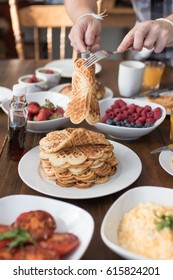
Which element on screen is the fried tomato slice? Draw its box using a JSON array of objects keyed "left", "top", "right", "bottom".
[
  {"left": 12, "top": 244, "right": 60, "bottom": 260},
  {"left": 39, "top": 232, "right": 80, "bottom": 256},
  {"left": 0, "top": 225, "right": 12, "bottom": 248},
  {"left": 0, "top": 247, "right": 14, "bottom": 260},
  {"left": 12, "top": 210, "right": 56, "bottom": 240}
]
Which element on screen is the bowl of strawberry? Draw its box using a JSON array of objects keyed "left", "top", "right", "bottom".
[
  {"left": 26, "top": 91, "right": 70, "bottom": 133},
  {"left": 94, "top": 98, "right": 166, "bottom": 140},
  {"left": 36, "top": 67, "right": 61, "bottom": 89},
  {"left": 18, "top": 74, "right": 47, "bottom": 93}
]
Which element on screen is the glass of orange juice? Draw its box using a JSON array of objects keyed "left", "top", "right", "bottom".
[{"left": 143, "top": 60, "right": 165, "bottom": 90}]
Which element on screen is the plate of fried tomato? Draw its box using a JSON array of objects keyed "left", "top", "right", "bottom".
[{"left": 0, "top": 195, "right": 94, "bottom": 260}]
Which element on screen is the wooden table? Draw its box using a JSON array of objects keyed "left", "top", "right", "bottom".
[{"left": 0, "top": 59, "right": 173, "bottom": 260}]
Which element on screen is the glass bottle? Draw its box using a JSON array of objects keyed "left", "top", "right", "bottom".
[{"left": 8, "top": 84, "right": 28, "bottom": 161}]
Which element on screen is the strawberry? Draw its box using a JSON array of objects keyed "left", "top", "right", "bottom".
[
  {"left": 27, "top": 112, "right": 33, "bottom": 121},
  {"left": 45, "top": 69, "right": 54, "bottom": 74},
  {"left": 29, "top": 102, "right": 40, "bottom": 107},
  {"left": 28, "top": 103, "right": 40, "bottom": 115},
  {"left": 27, "top": 75, "right": 38, "bottom": 83},
  {"left": 49, "top": 107, "right": 64, "bottom": 119},
  {"left": 35, "top": 108, "right": 48, "bottom": 121}
]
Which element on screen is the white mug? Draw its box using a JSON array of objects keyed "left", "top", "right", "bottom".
[{"left": 118, "top": 60, "right": 145, "bottom": 97}]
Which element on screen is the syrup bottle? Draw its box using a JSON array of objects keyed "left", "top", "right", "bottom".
[{"left": 8, "top": 84, "right": 28, "bottom": 161}]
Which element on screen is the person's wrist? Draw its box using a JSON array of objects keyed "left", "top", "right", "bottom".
[
  {"left": 75, "top": 10, "right": 107, "bottom": 23},
  {"left": 156, "top": 18, "right": 173, "bottom": 27},
  {"left": 156, "top": 18, "right": 173, "bottom": 47}
]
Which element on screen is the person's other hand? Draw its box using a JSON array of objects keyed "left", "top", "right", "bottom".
[
  {"left": 68, "top": 17, "right": 102, "bottom": 53},
  {"left": 117, "top": 20, "right": 173, "bottom": 53}
]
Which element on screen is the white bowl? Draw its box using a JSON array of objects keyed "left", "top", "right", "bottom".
[
  {"left": 36, "top": 66, "right": 62, "bottom": 89},
  {"left": 0, "top": 194, "right": 94, "bottom": 260},
  {"left": 18, "top": 74, "right": 47, "bottom": 93},
  {"left": 101, "top": 186, "right": 173, "bottom": 260},
  {"left": 95, "top": 98, "right": 166, "bottom": 140},
  {"left": 2, "top": 91, "right": 70, "bottom": 133}
]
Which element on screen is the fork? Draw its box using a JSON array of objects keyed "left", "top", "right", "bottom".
[
  {"left": 83, "top": 48, "right": 131, "bottom": 68},
  {"left": 150, "top": 144, "right": 173, "bottom": 154}
]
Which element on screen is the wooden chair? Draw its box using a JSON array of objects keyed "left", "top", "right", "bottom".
[
  {"left": 9, "top": 0, "right": 103, "bottom": 60},
  {"left": 8, "top": 1, "right": 75, "bottom": 60}
]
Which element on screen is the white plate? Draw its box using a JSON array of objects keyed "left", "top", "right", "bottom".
[
  {"left": 0, "top": 86, "right": 13, "bottom": 105},
  {"left": 101, "top": 186, "right": 173, "bottom": 260},
  {"left": 159, "top": 150, "right": 173, "bottom": 176},
  {"left": 18, "top": 141, "right": 142, "bottom": 200},
  {"left": 134, "top": 90, "right": 173, "bottom": 115},
  {"left": 49, "top": 83, "right": 114, "bottom": 100},
  {"left": 0, "top": 194, "right": 94, "bottom": 260},
  {"left": 45, "top": 59, "right": 102, "bottom": 78}
]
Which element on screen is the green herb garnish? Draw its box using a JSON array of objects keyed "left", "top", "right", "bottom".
[
  {"left": 154, "top": 211, "right": 173, "bottom": 231},
  {"left": 0, "top": 227, "right": 35, "bottom": 249}
]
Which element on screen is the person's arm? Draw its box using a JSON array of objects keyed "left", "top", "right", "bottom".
[
  {"left": 64, "top": 0, "right": 102, "bottom": 53},
  {"left": 65, "top": 0, "right": 98, "bottom": 22},
  {"left": 117, "top": 14, "right": 173, "bottom": 53}
]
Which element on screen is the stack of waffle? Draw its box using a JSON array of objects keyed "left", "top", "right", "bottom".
[
  {"left": 65, "top": 58, "right": 100, "bottom": 125},
  {"left": 39, "top": 128, "right": 118, "bottom": 188}
]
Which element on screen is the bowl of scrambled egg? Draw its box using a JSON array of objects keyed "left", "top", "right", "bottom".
[{"left": 101, "top": 186, "right": 173, "bottom": 259}]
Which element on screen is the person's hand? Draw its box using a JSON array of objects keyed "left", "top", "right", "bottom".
[
  {"left": 117, "top": 19, "right": 173, "bottom": 53},
  {"left": 68, "top": 16, "right": 102, "bottom": 53}
]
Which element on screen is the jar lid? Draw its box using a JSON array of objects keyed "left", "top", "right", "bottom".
[{"left": 12, "top": 84, "right": 27, "bottom": 96}]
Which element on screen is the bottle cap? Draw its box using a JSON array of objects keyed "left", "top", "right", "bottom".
[{"left": 12, "top": 84, "right": 27, "bottom": 96}]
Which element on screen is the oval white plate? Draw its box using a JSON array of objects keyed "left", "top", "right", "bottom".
[
  {"left": 101, "top": 186, "right": 173, "bottom": 260},
  {"left": 0, "top": 86, "right": 13, "bottom": 104},
  {"left": 0, "top": 194, "right": 94, "bottom": 260},
  {"left": 49, "top": 83, "right": 114, "bottom": 100},
  {"left": 159, "top": 150, "right": 173, "bottom": 176},
  {"left": 45, "top": 59, "right": 102, "bottom": 78},
  {"left": 18, "top": 141, "right": 142, "bottom": 200},
  {"left": 134, "top": 90, "right": 173, "bottom": 115}
]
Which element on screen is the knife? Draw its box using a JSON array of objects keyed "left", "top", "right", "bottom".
[
  {"left": 150, "top": 144, "right": 173, "bottom": 154},
  {"left": 133, "top": 86, "right": 173, "bottom": 98}
]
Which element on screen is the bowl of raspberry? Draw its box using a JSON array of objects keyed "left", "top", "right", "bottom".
[
  {"left": 95, "top": 98, "right": 166, "bottom": 140},
  {"left": 18, "top": 74, "right": 47, "bottom": 93},
  {"left": 36, "top": 67, "right": 62, "bottom": 89}
]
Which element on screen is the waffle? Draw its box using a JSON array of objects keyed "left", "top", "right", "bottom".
[
  {"left": 65, "top": 58, "right": 100, "bottom": 124},
  {"left": 39, "top": 128, "right": 118, "bottom": 189},
  {"left": 59, "top": 79, "right": 105, "bottom": 100},
  {"left": 40, "top": 128, "right": 110, "bottom": 154}
]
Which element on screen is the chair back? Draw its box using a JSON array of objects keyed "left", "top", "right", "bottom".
[{"left": 9, "top": 1, "right": 75, "bottom": 60}]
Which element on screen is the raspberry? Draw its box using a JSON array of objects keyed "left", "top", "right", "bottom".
[
  {"left": 105, "top": 108, "right": 112, "bottom": 114},
  {"left": 113, "top": 108, "right": 121, "bottom": 115},
  {"left": 144, "top": 105, "right": 152, "bottom": 112},
  {"left": 146, "top": 117, "right": 155, "bottom": 124},
  {"left": 121, "top": 105, "right": 128, "bottom": 111},
  {"left": 146, "top": 111, "right": 154, "bottom": 118},
  {"left": 154, "top": 112, "right": 162, "bottom": 120},
  {"left": 136, "top": 117, "right": 146, "bottom": 125},
  {"left": 101, "top": 116, "right": 108, "bottom": 123},
  {"left": 128, "top": 104, "right": 136, "bottom": 114},
  {"left": 108, "top": 111, "right": 114, "bottom": 119},
  {"left": 141, "top": 110, "right": 147, "bottom": 117},
  {"left": 136, "top": 106, "right": 143, "bottom": 114},
  {"left": 128, "top": 115, "right": 134, "bottom": 122},
  {"left": 117, "top": 99, "right": 126, "bottom": 107},
  {"left": 132, "top": 113, "right": 139, "bottom": 120}
]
